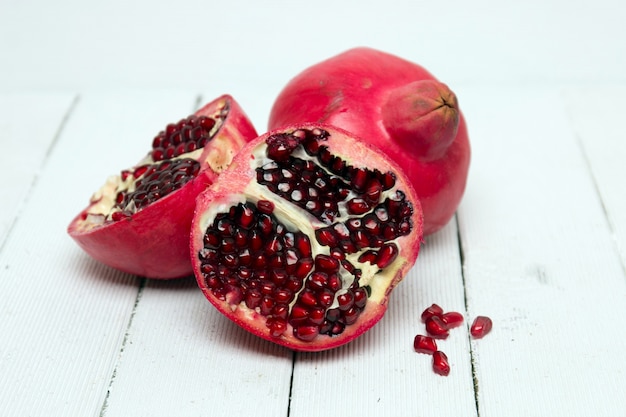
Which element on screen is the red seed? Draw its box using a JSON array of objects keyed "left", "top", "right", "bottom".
[
  {"left": 257, "top": 199, "right": 275, "bottom": 214},
  {"left": 425, "top": 316, "right": 449, "bottom": 339},
  {"left": 266, "top": 317, "right": 287, "bottom": 337},
  {"left": 421, "top": 303, "right": 444, "bottom": 322},
  {"left": 441, "top": 311, "right": 464, "bottom": 329},
  {"left": 375, "top": 243, "right": 398, "bottom": 268},
  {"left": 293, "top": 325, "right": 319, "bottom": 342},
  {"left": 432, "top": 351, "right": 450, "bottom": 376},
  {"left": 470, "top": 315, "right": 493, "bottom": 339},
  {"left": 413, "top": 335, "right": 438, "bottom": 354}
]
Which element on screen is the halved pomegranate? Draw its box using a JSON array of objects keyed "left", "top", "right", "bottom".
[
  {"left": 269, "top": 47, "right": 471, "bottom": 235},
  {"left": 68, "top": 95, "right": 258, "bottom": 279},
  {"left": 190, "top": 125, "right": 423, "bottom": 351}
]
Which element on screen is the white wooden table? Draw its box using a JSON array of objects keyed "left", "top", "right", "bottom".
[{"left": 2, "top": 1, "right": 626, "bottom": 416}]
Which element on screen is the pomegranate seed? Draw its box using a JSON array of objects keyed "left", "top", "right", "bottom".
[
  {"left": 421, "top": 303, "right": 444, "bottom": 322},
  {"left": 425, "top": 316, "right": 449, "bottom": 339},
  {"left": 308, "top": 307, "right": 326, "bottom": 325},
  {"left": 266, "top": 318, "right": 287, "bottom": 338},
  {"left": 441, "top": 311, "right": 464, "bottom": 328},
  {"left": 343, "top": 306, "right": 360, "bottom": 325},
  {"left": 351, "top": 168, "right": 369, "bottom": 192},
  {"left": 375, "top": 243, "right": 398, "bottom": 268},
  {"left": 290, "top": 305, "right": 309, "bottom": 326},
  {"left": 299, "top": 289, "right": 318, "bottom": 307},
  {"left": 470, "top": 316, "right": 493, "bottom": 339},
  {"left": 293, "top": 325, "right": 319, "bottom": 342},
  {"left": 315, "top": 254, "right": 340, "bottom": 272},
  {"left": 337, "top": 291, "right": 354, "bottom": 311},
  {"left": 413, "top": 335, "right": 438, "bottom": 354},
  {"left": 347, "top": 198, "right": 371, "bottom": 215},
  {"left": 432, "top": 351, "right": 450, "bottom": 376}
]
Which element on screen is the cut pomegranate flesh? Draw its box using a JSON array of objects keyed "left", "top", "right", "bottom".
[
  {"left": 68, "top": 95, "right": 258, "bottom": 279},
  {"left": 191, "top": 124, "right": 423, "bottom": 351},
  {"left": 470, "top": 315, "right": 493, "bottom": 339}
]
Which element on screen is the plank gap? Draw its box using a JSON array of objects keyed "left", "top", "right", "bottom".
[
  {"left": 571, "top": 130, "right": 626, "bottom": 278},
  {"left": 456, "top": 214, "right": 481, "bottom": 417},
  {"left": 99, "top": 278, "right": 147, "bottom": 417},
  {"left": 286, "top": 351, "right": 297, "bottom": 417}
]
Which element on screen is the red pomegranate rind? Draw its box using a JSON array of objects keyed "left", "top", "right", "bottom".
[
  {"left": 191, "top": 124, "right": 423, "bottom": 351},
  {"left": 68, "top": 95, "right": 257, "bottom": 279},
  {"left": 268, "top": 47, "right": 470, "bottom": 235}
]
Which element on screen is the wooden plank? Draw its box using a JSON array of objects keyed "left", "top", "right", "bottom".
[
  {"left": 0, "top": 93, "right": 75, "bottom": 247},
  {"left": 289, "top": 221, "right": 478, "bottom": 417},
  {"left": 456, "top": 86, "right": 626, "bottom": 417},
  {"left": 101, "top": 278, "right": 294, "bottom": 417},
  {"left": 0, "top": 92, "right": 198, "bottom": 416},
  {"left": 563, "top": 86, "right": 626, "bottom": 269}
]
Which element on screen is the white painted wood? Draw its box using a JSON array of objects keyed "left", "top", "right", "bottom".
[
  {"left": 563, "top": 86, "right": 626, "bottom": 269},
  {"left": 289, "top": 221, "right": 478, "bottom": 417},
  {"left": 102, "top": 278, "right": 294, "bottom": 417},
  {"left": 0, "top": 92, "right": 199, "bottom": 416},
  {"left": 456, "top": 86, "right": 626, "bottom": 417},
  {"left": 0, "top": 93, "right": 75, "bottom": 247}
]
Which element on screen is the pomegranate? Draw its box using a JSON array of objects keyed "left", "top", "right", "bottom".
[
  {"left": 190, "top": 124, "right": 423, "bottom": 351},
  {"left": 68, "top": 95, "right": 258, "bottom": 279},
  {"left": 268, "top": 47, "right": 470, "bottom": 235},
  {"left": 441, "top": 311, "right": 464, "bottom": 328}
]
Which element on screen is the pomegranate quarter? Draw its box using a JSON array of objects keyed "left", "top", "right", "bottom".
[
  {"left": 68, "top": 95, "right": 258, "bottom": 279},
  {"left": 191, "top": 125, "right": 423, "bottom": 351}
]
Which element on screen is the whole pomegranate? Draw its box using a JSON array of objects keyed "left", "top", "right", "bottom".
[
  {"left": 190, "top": 124, "right": 423, "bottom": 351},
  {"left": 68, "top": 95, "right": 257, "bottom": 279},
  {"left": 269, "top": 47, "right": 470, "bottom": 235}
]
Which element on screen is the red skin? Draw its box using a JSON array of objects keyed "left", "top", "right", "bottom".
[
  {"left": 68, "top": 95, "right": 258, "bottom": 279},
  {"left": 190, "top": 124, "right": 423, "bottom": 351},
  {"left": 269, "top": 47, "right": 470, "bottom": 235}
]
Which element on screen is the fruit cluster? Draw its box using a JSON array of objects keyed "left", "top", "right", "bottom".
[{"left": 68, "top": 48, "right": 472, "bottom": 352}]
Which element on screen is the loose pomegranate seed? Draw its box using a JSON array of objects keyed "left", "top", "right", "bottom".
[
  {"left": 441, "top": 311, "right": 464, "bottom": 328},
  {"left": 470, "top": 315, "right": 493, "bottom": 339},
  {"left": 421, "top": 303, "right": 444, "bottom": 322},
  {"left": 425, "top": 315, "right": 449, "bottom": 339},
  {"left": 413, "top": 335, "right": 438, "bottom": 354},
  {"left": 432, "top": 351, "right": 450, "bottom": 376}
]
